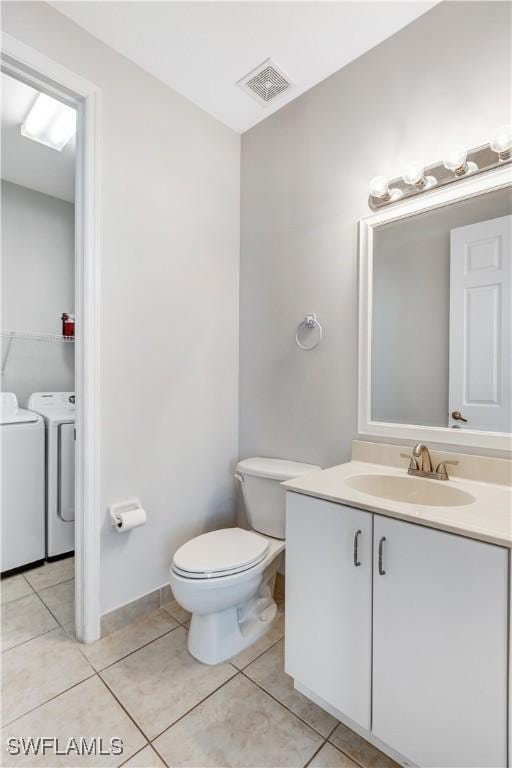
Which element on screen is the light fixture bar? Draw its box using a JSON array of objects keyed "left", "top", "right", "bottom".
[
  {"left": 368, "top": 129, "right": 512, "bottom": 211},
  {"left": 21, "top": 92, "right": 76, "bottom": 152}
]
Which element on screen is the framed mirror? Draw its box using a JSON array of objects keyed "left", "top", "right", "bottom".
[{"left": 358, "top": 164, "right": 512, "bottom": 452}]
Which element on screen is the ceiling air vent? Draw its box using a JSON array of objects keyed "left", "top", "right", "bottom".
[{"left": 237, "top": 58, "right": 292, "bottom": 106}]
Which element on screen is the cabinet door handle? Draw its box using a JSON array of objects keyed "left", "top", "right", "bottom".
[
  {"left": 353, "top": 529, "right": 362, "bottom": 567},
  {"left": 378, "top": 536, "right": 386, "bottom": 575}
]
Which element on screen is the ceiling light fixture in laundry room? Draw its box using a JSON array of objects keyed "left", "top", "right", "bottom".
[
  {"left": 21, "top": 92, "right": 76, "bottom": 151},
  {"left": 237, "top": 58, "right": 293, "bottom": 105}
]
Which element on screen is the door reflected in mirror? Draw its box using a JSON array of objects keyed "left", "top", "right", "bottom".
[{"left": 371, "top": 187, "right": 511, "bottom": 433}]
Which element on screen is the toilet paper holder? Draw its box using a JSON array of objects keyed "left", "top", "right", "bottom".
[{"left": 109, "top": 498, "right": 146, "bottom": 532}]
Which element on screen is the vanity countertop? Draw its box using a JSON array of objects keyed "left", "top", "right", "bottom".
[{"left": 283, "top": 460, "right": 512, "bottom": 548}]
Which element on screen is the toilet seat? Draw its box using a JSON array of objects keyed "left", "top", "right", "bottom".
[{"left": 172, "top": 528, "right": 270, "bottom": 580}]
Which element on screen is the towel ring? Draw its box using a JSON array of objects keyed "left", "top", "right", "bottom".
[{"left": 295, "top": 313, "right": 323, "bottom": 351}]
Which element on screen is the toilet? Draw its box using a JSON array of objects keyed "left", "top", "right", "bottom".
[{"left": 170, "top": 457, "right": 320, "bottom": 665}]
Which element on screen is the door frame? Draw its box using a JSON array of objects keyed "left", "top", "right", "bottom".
[{"left": 1, "top": 32, "right": 102, "bottom": 642}]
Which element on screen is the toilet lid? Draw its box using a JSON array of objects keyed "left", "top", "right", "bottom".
[{"left": 172, "top": 528, "right": 270, "bottom": 578}]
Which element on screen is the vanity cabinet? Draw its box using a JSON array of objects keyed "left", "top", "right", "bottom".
[
  {"left": 285, "top": 492, "right": 372, "bottom": 729},
  {"left": 372, "top": 515, "right": 508, "bottom": 768},
  {"left": 286, "top": 492, "right": 509, "bottom": 768}
]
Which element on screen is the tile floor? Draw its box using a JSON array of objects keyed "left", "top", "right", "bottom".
[{"left": 1, "top": 562, "right": 400, "bottom": 768}]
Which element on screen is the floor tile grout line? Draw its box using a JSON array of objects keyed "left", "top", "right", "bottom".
[
  {"left": 324, "top": 738, "right": 364, "bottom": 768},
  {"left": 94, "top": 622, "right": 182, "bottom": 673},
  {"left": 35, "top": 575, "right": 75, "bottom": 597},
  {"left": 63, "top": 626, "right": 107, "bottom": 672},
  {"left": 0, "top": 577, "right": 36, "bottom": 606},
  {"left": 148, "top": 670, "right": 240, "bottom": 744},
  {"left": 97, "top": 673, "right": 152, "bottom": 744},
  {"left": 64, "top": 606, "right": 184, "bottom": 672},
  {"left": 117, "top": 743, "right": 150, "bottom": 768},
  {"left": 0, "top": 602, "right": 176, "bottom": 656},
  {"left": 31, "top": 585, "right": 65, "bottom": 628},
  {"left": 303, "top": 737, "right": 328, "bottom": 768},
  {"left": 1, "top": 624, "right": 61, "bottom": 655},
  {"left": 36, "top": 579, "right": 75, "bottom": 628},
  {"left": 239, "top": 669, "right": 331, "bottom": 740},
  {"left": 149, "top": 739, "right": 171, "bottom": 768},
  {"left": 24, "top": 559, "right": 75, "bottom": 594},
  {"left": 100, "top": 605, "right": 184, "bottom": 637},
  {"left": 160, "top": 604, "right": 191, "bottom": 626},
  {"left": 326, "top": 735, "right": 388, "bottom": 768},
  {"left": 230, "top": 631, "right": 285, "bottom": 672},
  {"left": 117, "top": 741, "right": 171, "bottom": 768},
  {"left": 1, "top": 672, "right": 97, "bottom": 728}
]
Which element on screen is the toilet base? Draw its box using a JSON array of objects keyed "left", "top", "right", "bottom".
[{"left": 188, "top": 590, "right": 278, "bottom": 665}]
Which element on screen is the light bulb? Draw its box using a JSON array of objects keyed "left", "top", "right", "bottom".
[
  {"left": 490, "top": 125, "right": 512, "bottom": 160},
  {"left": 369, "top": 176, "right": 390, "bottom": 199},
  {"left": 443, "top": 144, "right": 478, "bottom": 176},
  {"left": 443, "top": 145, "right": 467, "bottom": 172},
  {"left": 402, "top": 162, "right": 425, "bottom": 187}
]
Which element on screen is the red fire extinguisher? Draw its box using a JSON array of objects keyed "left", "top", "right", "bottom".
[{"left": 62, "top": 313, "right": 75, "bottom": 338}]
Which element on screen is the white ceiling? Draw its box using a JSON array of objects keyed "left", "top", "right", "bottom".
[
  {"left": 50, "top": 1, "right": 436, "bottom": 134},
  {"left": 1, "top": 73, "right": 75, "bottom": 202}
]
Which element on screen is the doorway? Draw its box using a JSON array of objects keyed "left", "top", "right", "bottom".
[{"left": 1, "top": 34, "right": 101, "bottom": 643}]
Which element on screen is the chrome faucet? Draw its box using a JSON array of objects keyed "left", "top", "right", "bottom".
[
  {"left": 412, "top": 443, "right": 433, "bottom": 473},
  {"left": 401, "top": 443, "right": 458, "bottom": 481}
]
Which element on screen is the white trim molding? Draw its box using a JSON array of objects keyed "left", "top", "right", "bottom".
[
  {"left": 1, "top": 32, "right": 102, "bottom": 641},
  {"left": 358, "top": 163, "right": 512, "bottom": 454}
]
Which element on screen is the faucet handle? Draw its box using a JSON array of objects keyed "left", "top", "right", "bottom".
[
  {"left": 400, "top": 453, "right": 419, "bottom": 470},
  {"left": 435, "top": 459, "right": 458, "bottom": 471},
  {"left": 435, "top": 460, "right": 458, "bottom": 479}
]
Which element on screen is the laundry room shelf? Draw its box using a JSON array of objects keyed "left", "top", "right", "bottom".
[{"left": 1, "top": 330, "right": 75, "bottom": 343}]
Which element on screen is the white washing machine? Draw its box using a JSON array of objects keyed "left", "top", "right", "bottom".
[
  {"left": 1, "top": 393, "right": 45, "bottom": 573},
  {"left": 27, "top": 392, "right": 75, "bottom": 558}
]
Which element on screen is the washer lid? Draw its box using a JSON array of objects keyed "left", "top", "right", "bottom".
[
  {"left": 236, "top": 457, "right": 321, "bottom": 481},
  {"left": 0, "top": 393, "right": 39, "bottom": 425},
  {"left": 173, "top": 528, "right": 269, "bottom": 576},
  {"left": 26, "top": 392, "right": 75, "bottom": 422}
]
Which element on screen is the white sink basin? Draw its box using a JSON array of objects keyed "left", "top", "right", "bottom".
[{"left": 344, "top": 474, "right": 475, "bottom": 507}]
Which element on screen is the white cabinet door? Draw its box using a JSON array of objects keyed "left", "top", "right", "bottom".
[
  {"left": 285, "top": 492, "right": 372, "bottom": 729},
  {"left": 373, "top": 516, "right": 508, "bottom": 768},
  {"left": 449, "top": 215, "right": 511, "bottom": 432}
]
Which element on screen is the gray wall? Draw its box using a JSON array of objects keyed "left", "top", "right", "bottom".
[
  {"left": 240, "top": 1, "right": 511, "bottom": 468},
  {"left": 372, "top": 188, "right": 512, "bottom": 428},
  {"left": 2, "top": 1, "right": 241, "bottom": 615},
  {"left": 1, "top": 180, "right": 75, "bottom": 405}
]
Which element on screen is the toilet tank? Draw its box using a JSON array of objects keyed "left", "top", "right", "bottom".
[{"left": 236, "top": 457, "right": 321, "bottom": 540}]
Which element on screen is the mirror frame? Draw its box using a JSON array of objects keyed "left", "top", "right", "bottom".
[{"left": 358, "top": 163, "right": 512, "bottom": 453}]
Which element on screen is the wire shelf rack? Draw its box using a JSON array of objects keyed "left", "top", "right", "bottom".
[
  {"left": 1, "top": 330, "right": 75, "bottom": 375},
  {"left": 1, "top": 330, "right": 75, "bottom": 343}
]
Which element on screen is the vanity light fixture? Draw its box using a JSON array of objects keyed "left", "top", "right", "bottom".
[
  {"left": 443, "top": 145, "right": 477, "bottom": 177},
  {"left": 369, "top": 176, "right": 402, "bottom": 203},
  {"left": 368, "top": 129, "right": 512, "bottom": 210},
  {"left": 490, "top": 125, "right": 512, "bottom": 161},
  {"left": 369, "top": 175, "right": 390, "bottom": 199},
  {"left": 402, "top": 162, "right": 436, "bottom": 189},
  {"left": 21, "top": 92, "right": 76, "bottom": 152}
]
